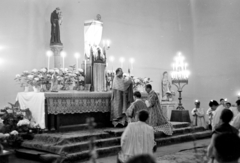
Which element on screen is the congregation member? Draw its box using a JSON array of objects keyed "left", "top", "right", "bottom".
[
  {"left": 231, "top": 100, "right": 240, "bottom": 130},
  {"left": 126, "top": 154, "right": 156, "bottom": 163},
  {"left": 126, "top": 91, "right": 147, "bottom": 123},
  {"left": 219, "top": 98, "right": 224, "bottom": 106},
  {"left": 111, "top": 68, "right": 134, "bottom": 127},
  {"left": 118, "top": 110, "right": 155, "bottom": 163},
  {"left": 226, "top": 102, "right": 231, "bottom": 109},
  {"left": 213, "top": 133, "right": 240, "bottom": 163},
  {"left": 206, "top": 101, "right": 217, "bottom": 130},
  {"left": 211, "top": 100, "right": 226, "bottom": 130},
  {"left": 145, "top": 84, "right": 173, "bottom": 135},
  {"left": 207, "top": 109, "right": 238, "bottom": 159},
  {"left": 191, "top": 100, "right": 205, "bottom": 128}
]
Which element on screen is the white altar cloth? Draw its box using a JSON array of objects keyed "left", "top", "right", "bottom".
[{"left": 16, "top": 92, "right": 45, "bottom": 129}]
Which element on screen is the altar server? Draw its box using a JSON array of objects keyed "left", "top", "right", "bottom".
[
  {"left": 145, "top": 84, "right": 173, "bottom": 135},
  {"left": 111, "top": 68, "right": 133, "bottom": 127},
  {"left": 126, "top": 91, "right": 147, "bottom": 123},
  {"left": 191, "top": 100, "right": 206, "bottom": 128}
]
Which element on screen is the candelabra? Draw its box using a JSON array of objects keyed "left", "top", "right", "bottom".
[{"left": 171, "top": 52, "right": 190, "bottom": 110}]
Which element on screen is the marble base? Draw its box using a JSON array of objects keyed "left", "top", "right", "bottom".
[
  {"left": 50, "top": 44, "right": 63, "bottom": 69},
  {"left": 161, "top": 101, "right": 177, "bottom": 120}
]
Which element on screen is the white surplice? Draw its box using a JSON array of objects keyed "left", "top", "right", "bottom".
[
  {"left": 231, "top": 112, "right": 240, "bottom": 130},
  {"left": 211, "top": 105, "right": 225, "bottom": 131},
  {"left": 191, "top": 108, "right": 206, "bottom": 128},
  {"left": 118, "top": 121, "right": 155, "bottom": 162}
]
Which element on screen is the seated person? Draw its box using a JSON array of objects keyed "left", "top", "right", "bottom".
[
  {"left": 126, "top": 91, "right": 147, "bottom": 122},
  {"left": 118, "top": 110, "right": 155, "bottom": 163},
  {"left": 207, "top": 109, "right": 239, "bottom": 159},
  {"left": 213, "top": 133, "right": 240, "bottom": 163},
  {"left": 191, "top": 100, "right": 206, "bottom": 128}
]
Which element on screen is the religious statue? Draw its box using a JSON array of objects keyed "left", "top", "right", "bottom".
[
  {"left": 161, "top": 71, "right": 174, "bottom": 101},
  {"left": 50, "top": 8, "right": 62, "bottom": 45},
  {"left": 50, "top": 72, "right": 58, "bottom": 92}
]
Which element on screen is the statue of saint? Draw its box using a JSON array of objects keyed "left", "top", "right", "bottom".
[
  {"left": 161, "top": 71, "right": 173, "bottom": 101},
  {"left": 50, "top": 8, "right": 62, "bottom": 45}
]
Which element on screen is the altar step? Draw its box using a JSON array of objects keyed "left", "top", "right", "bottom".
[{"left": 15, "top": 122, "right": 212, "bottom": 163}]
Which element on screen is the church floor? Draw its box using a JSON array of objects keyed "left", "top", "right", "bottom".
[{"left": 8, "top": 138, "right": 210, "bottom": 163}]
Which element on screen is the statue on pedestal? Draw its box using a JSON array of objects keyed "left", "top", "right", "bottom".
[
  {"left": 161, "top": 71, "right": 174, "bottom": 101},
  {"left": 50, "top": 8, "right": 62, "bottom": 45}
]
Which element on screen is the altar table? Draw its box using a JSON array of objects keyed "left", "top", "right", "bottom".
[{"left": 16, "top": 91, "right": 170, "bottom": 132}]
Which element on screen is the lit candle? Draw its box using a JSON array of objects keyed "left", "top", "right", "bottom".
[
  {"left": 46, "top": 50, "right": 53, "bottom": 70},
  {"left": 107, "top": 40, "right": 110, "bottom": 47},
  {"left": 60, "top": 51, "right": 66, "bottom": 69},
  {"left": 129, "top": 58, "right": 135, "bottom": 73},
  {"left": 109, "top": 56, "right": 115, "bottom": 72},
  {"left": 75, "top": 53, "right": 80, "bottom": 70},
  {"left": 84, "top": 59, "right": 87, "bottom": 76},
  {"left": 120, "top": 57, "right": 125, "bottom": 69}
]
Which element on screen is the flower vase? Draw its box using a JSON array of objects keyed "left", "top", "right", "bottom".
[
  {"left": 33, "top": 86, "right": 41, "bottom": 93},
  {"left": 80, "top": 85, "right": 84, "bottom": 91},
  {"left": 24, "top": 86, "right": 29, "bottom": 92}
]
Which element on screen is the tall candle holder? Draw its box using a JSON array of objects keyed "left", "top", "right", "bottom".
[
  {"left": 170, "top": 52, "right": 191, "bottom": 122},
  {"left": 171, "top": 52, "right": 190, "bottom": 110}
]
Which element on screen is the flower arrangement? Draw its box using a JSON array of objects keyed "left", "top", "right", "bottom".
[
  {"left": 131, "top": 76, "right": 152, "bottom": 91},
  {"left": 0, "top": 102, "right": 41, "bottom": 149},
  {"left": 15, "top": 65, "right": 86, "bottom": 91}
]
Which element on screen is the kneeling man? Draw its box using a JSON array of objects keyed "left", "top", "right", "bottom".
[{"left": 118, "top": 110, "right": 155, "bottom": 163}]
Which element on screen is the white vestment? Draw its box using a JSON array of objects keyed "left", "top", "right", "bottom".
[
  {"left": 119, "top": 121, "right": 155, "bottom": 162},
  {"left": 231, "top": 112, "right": 240, "bottom": 130},
  {"left": 211, "top": 105, "right": 225, "bottom": 131},
  {"left": 191, "top": 108, "right": 206, "bottom": 128}
]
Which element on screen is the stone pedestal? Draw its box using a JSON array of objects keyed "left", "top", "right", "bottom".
[
  {"left": 170, "top": 110, "right": 191, "bottom": 123},
  {"left": 161, "top": 101, "right": 177, "bottom": 120},
  {"left": 50, "top": 44, "right": 63, "bottom": 69}
]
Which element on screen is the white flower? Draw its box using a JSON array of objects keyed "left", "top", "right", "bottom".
[
  {"left": 0, "top": 133, "right": 5, "bottom": 139},
  {"left": 4, "top": 133, "right": 10, "bottom": 138},
  {"left": 64, "top": 68, "right": 68, "bottom": 72},
  {"left": 144, "top": 78, "right": 149, "bottom": 82},
  {"left": 28, "top": 75, "right": 34, "bottom": 79},
  {"left": 17, "top": 119, "right": 30, "bottom": 127},
  {"left": 78, "top": 68, "right": 84, "bottom": 73},
  {"left": 40, "top": 68, "right": 47, "bottom": 73},
  {"left": 79, "top": 76, "right": 85, "bottom": 81},
  {"left": 32, "top": 69, "right": 38, "bottom": 73},
  {"left": 10, "top": 130, "right": 19, "bottom": 135},
  {"left": 135, "top": 78, "right": 140, "bottom": 83},
  {"left": 48, "top": 69, "right": 54, "bottom": 73},
  {"left": 6, "top": 109, "right": 13, "bottom": 114},
  {"left": 54, "top": 69, "right": 59, "bottom": 74},
  {"left": 34, "top": 77, "right": 39, "bottom": 81},
  {"left": 15, "top": 74, "right": 21, "bottom": 78}
]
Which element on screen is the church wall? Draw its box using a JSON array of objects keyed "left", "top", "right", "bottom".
[{"left": 191, "top": 0, "right": 240, "bottom": 115}]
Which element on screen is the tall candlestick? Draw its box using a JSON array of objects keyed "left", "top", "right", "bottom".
[
  {"left": 60, "top": 51, "right": 66, "bottom": 69},
  {"left": 46, "top": 51, "right": 53, "bottom": 70},
  {"left": 75, "top": 53, "right": 80, "bottom": 70},
  {"left": 85, "top": 59, "right": 87, "bottom": 76}
]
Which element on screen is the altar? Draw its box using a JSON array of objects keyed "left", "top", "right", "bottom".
[{"left": 16, "top": 91, "right": 173, "bottom": 132}]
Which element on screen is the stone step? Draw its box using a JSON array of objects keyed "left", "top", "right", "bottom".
[
  {"left": 22, "top": 122, "right": 191, "bottom": 147},
  {"left": 21, "top": 126, "right": 205, "bottom": 155},
  {"left": 16, "top": 130, "right": 211, "bottom": 163},
  {"left": 64, "top": 130, "right": 212, "bottom": 163}
]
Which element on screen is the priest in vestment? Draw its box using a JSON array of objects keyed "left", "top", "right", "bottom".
[
  {"left": 145, "top": 84, "right": 173, "bottom": 135},
  {"left": 111, "top": 68, "right": 133, "bottom": 127}
]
